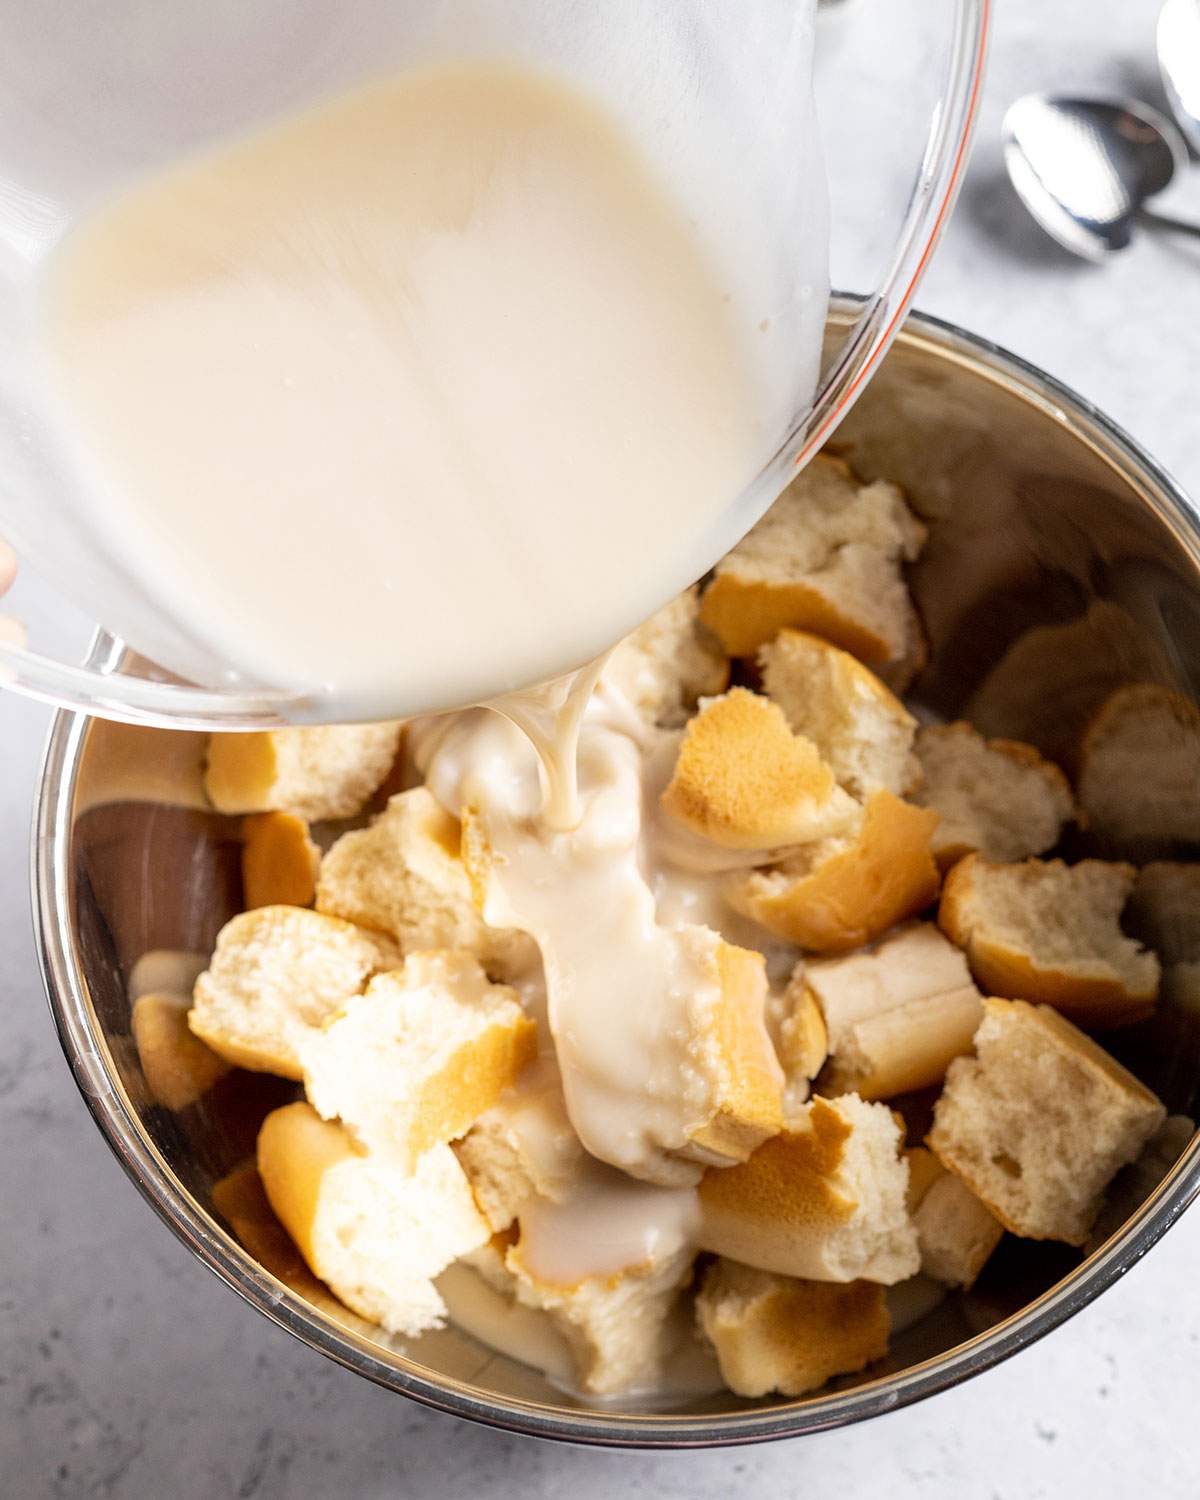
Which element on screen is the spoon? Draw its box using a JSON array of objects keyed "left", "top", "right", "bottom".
[
  {"left": 1159, "top": 0, "right": 1200, "bottom": 154},
  {"left": 1002, "top": 93, "right": 1199, "bottom": 261}
]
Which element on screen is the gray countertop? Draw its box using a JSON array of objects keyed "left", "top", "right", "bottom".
[{"left": 4, "top": 1, "right": 1200, "bottom": 1494}]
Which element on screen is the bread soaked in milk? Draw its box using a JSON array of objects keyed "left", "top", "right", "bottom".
[
  {"left": 42, "top": 58, "right": 823, "bottom": 718},
  {"left": 184, "top": 455, "right": 1180, "bottom": 1403}
]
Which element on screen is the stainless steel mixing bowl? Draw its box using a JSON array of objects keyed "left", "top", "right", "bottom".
[{"left": 33, "top": 311, "right": 1200, "bottom": 1447}]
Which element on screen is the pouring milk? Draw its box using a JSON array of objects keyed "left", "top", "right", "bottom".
[{"left": 39, "top": 36, "right": 827, "bottom": 723}]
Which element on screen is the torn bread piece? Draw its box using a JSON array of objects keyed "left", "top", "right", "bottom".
[
  {"left": 601, "top": 585, "right": 729, "bottom": 728},
  {"left": 241, "top": 811, "right": 321, "bottom": 910},
  {"left": 466, "top": 1235, "right": 696, "bottom": 1397},
  {"left": 696, "top": 1258, "right": 888, "bottom": 1398},
  {"left": 453, "top": 1060, "right": 584, "bottom": 1233},
  {"left": 1078, "top": 683, "right": 1200, "bottom": 851},
  {"left": 132, "top": 992, "right": 231, "bottom": 1111},
  {"left": 776, "top": 969, "right": 829, "bottom": 1111},
  {"left": 659, "top": 688, "right": 860, "bottom": 851},
  {"left": 1126, "top": 863, "right": 1200, "bottom": 964},
  {"left": 807, "top": 924, "right": 983, "bottom": 1101},
  {"left": 760, "top": 629, "right": 920, "bottom": 799},
  {"left": 698, "top": 454, "right": 927, "bottom": 683},
  {"left": 298, "top": 951, "right": 537, "bottom": 1171},
  {"left": 913, "top": 722, "right": 1074, "bottom": 869},
  {"left": 730, "top": 791, "right": 940, "bottom": 953},
  {"left": 188, "top": 905, "right": 401, "bottom": 1079},
  {"left": 316, "top": 787, "right": 538, "bottom": 981},
  {"left": 938, "top": 855, "right": 1160, "bottom": 1028},
  {"left": 905, "top": 1146, "right": 1003, "bottom": 1287},
  {"left": 928, "top": 999, "right": 1166, "bottom": 1245},
  {"left": 257, "top": 1102, "right": 488, "bottom": 1337},
  {"left": 205, "top": 722, "right": 403, "bottom": 822},
  {"left": 697, "top": 1094, "right": 918, "bottom": 1283}
]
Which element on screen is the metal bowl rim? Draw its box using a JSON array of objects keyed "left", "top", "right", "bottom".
[{"left": 31, "top": 308, "right": 1200, "bottom": 1449}]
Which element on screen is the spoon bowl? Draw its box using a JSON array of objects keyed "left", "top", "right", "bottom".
[{"left": 1003, "top": 93, "right": 1189, "bottom": 260}]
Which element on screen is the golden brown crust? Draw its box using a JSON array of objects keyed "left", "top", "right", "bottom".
[
  {"left": 698, "top": 1098, "right": 856, "bottom": 1236},
  {"left": 938, "top": 855, "right": 1157, "bottom": 1028},
  {"left": 660, "top": 688, "right": 857, "bottom": 850},
  {"left": 699, "top": 575, "right": 893, "bottom": 662},
  {"left": 731, "top": 791, "right": 941, "bottom": 952},
  {"left": 696, "top": 1259, "right": 889, "bottom": 1397},
  {"left": 400, "top": 1006, "right": 539, "bottom": 1172},
  {"left": 241, "top": 811, "right": 321, "bottom": 909},
  {"left": 687, "top": 942, "right": 784, "bottom": 1163}
]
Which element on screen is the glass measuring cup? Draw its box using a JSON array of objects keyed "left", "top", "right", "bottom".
[{"left": 0, "top": 0, "right": 989, "bottom": 728}]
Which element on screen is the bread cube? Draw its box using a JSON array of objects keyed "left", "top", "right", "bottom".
[
  {"left": 205, "top": 722, "right": 402, "bottom": 821},
  {"left": 938, "top": 855, "right": 1159, "bottom": 1028},
  {"left": 928, "top": 999, "right": 1166, "bottom": 1244},
  {"left": 697, "top": 1094, "right": 918, "bottom": 1283},
  {"left": 299, "top": 950, "right": 537, "bottom": 1170},
  {"left": 760, "top": 629, "right": 920, "bottom": 799},
  {"left": 807, "top": 924, "right": 983, "bottom": 1100},
  {"left": 257, "top": 1102, "right": 488, "bottom": 1337},
  {"left": 188, "top": 905, "right": 401, "bottom": 1078},
  {"left": 660, "top": 688, "right": 860, "bottom": 852},
  {"left": 316, "top": 787, "right": 538, "bottom": 982},
  {"left": 913, "top": 722, "right": 1073, "bottom": 869},
  {"left": 696, "top": 1258, "right": 888, "bottom": 1398},
  {"left": 731, "top": 790, "right": 940, "bottom": 953},
  {"left": 698, "top": 455, "right": 927, "bottom": 684}
]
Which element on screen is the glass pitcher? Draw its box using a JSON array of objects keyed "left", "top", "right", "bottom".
[{"left": 0, "top": 0, "right": 988, "bottom": 729}]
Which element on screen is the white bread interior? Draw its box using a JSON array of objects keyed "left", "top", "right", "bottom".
[
  {"left": 205, "top": 722, "right": 403, "bottom": 821},
  {"left": 696, "top": 1093, "right": 918, "bottom": 1283},
  {"left": 188, "top": 905, "right": 401, "bottom": 1079},
  {"left": 928, "top": 999, "right": 1166, "bottom": 1245},
  {"left": 698, "top": 454, "right": 927, "bottom": 685},
  {"left": 316, "top": 786, "right": 539, "bottom": 982},
  {"left": 695, "top": 1256, "right": 888, "bottom": 1398},
  {"left": 938, "top": 854, "right": 1160, "bottom": 1028},
  {"left": 298, "top": 950, "right": 537, "bottom": 1170},
  {"left": 808, "top": 924, "right": 983, "bottom": 1100},
  {"left": 257, "top": 1102, "right": 489, "bottom": 1338},
  {"left": 601, "top": 584, "right": 729, "bottom": 728},
  {"left": 760, "top": 628, "right": 920, "bottom": 799},
  {"left": 464, "top": 1235, "right": 695, "bottom": 1396},
  {"left": 913, "top": 721, "right": 1073, "bottom": 868}
]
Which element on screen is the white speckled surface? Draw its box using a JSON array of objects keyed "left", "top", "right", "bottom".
[{"left": 4, "top": 2, "right": 1200, "bottom": 1494}]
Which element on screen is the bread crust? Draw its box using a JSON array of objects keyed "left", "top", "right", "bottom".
[
  {"left": 731, "top": 791, "right": 940, "bottom": 952},
  {"left": 938, "top": 854, "right": 1159, "bottom": 1028}
]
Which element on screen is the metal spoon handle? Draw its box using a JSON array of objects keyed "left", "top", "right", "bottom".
[{"left": 1137, "top": 206, "right": 1200, "bottom": 240}]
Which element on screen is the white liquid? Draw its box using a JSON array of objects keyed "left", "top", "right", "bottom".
[{"left": 40, "top": 58, "right": 822, "bottom": 719}]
